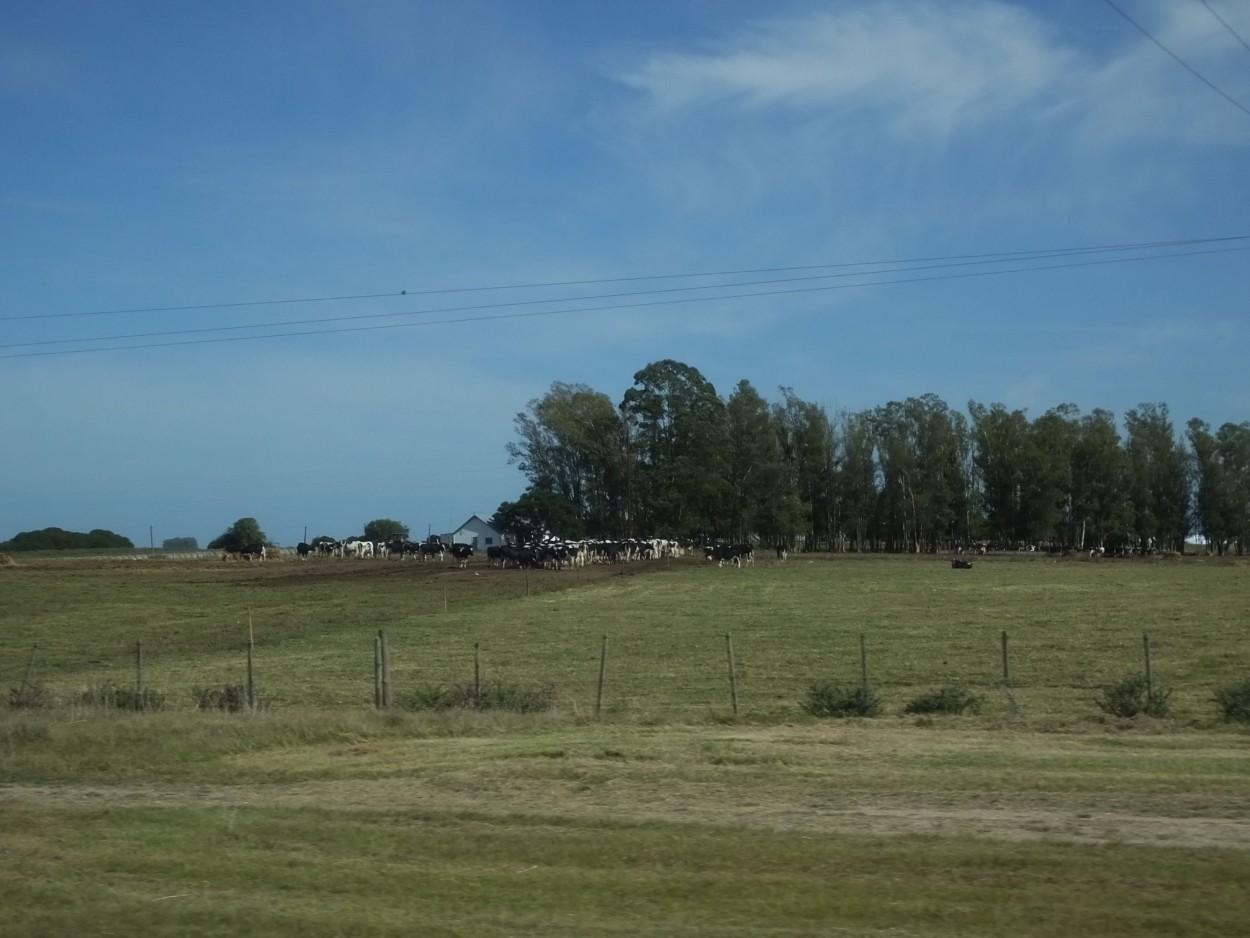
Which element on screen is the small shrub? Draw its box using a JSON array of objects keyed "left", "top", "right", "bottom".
[
  {"left": 1213, "top": 679, "right": 1250, "bottom": 723},
  {"left": 399, "top": 681, "right": 557, "bottom": 714},
  {"left": 8, "top": 682, "right": 53, "bottom": 710},
  {"left": 78, "top": 683, "right": 166, "bottom": 712},
  {"left": 193, "top": 683, "right": 268, "bottom": 712},
  {"left": 802, "top": 681, "right": 880, "bottom": 718},
  {"left": 1095, "top": 673, "right": 1171, "bottom": 718},
  {"left": 903, "top": 685, "right": 983, "bottom": 716}
]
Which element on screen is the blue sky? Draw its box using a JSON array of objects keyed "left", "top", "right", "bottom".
[{"left": 3, "top": 0, "right": 1248, "bottom": 548}]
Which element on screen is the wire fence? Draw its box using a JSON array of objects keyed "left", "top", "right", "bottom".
[{"left": 6, "top": 625, "right": 1241, "bottom": 722}]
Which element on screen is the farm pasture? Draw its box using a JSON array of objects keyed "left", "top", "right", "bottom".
[{"left": 2, "top": 551, "right": 1249, "bottom": 936}]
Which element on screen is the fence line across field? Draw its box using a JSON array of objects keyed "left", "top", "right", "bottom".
[{"left": 5, "top": 626, "right": 1208, "bottom": 719}]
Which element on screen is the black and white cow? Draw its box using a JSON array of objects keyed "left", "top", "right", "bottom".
[
  {"left": 448, "top": 543, "right": 473, "bottom": 568},
  {"left": 704, "top": 543, "right": 753, "bottom": 568}
]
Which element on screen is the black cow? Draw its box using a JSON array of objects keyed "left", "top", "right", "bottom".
[{"left": 448, "top": 543, "right": 473, "bottom": 568}]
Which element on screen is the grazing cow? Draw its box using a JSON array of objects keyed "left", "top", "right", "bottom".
[
  {"left": 951, "top": 557, "right": 973, "bottom": 569},
  {"left": 296, "top": 542, "right": 313, "bottom": 560},
  {"left": 704, "top": 543, "right": 753, "bottom": 568},
  {"left": 222, "top": 543, "right": 266, "bottom": 562},
  {"left": 449, "top": 543, "right": 473, "bottom": 568},
  {"left": 420, "top": 540, "right": 446, "bottom": 562}
]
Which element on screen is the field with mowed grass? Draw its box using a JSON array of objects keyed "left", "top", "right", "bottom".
[{"left": 3, "top": 550, "right": 1250, "bottom": 936}]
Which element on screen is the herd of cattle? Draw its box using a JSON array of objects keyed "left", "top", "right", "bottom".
[{"left": 225, "top": 536, "right": 762, "bottom": 569}]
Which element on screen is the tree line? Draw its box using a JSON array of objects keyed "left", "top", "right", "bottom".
[
  {"left": 0, "top": 527, "right": 135, "bottom": 552},
  {"left": 501, "top": 359, "right": 1250, "bottom": 555}
]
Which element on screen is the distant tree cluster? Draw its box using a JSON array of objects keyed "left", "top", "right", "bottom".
[
  {"left": 503, "top": 359, "right": 1250, "bottom": 555},
  {"left": 0, "top": 527, "right": 134, "bottom": 551},
  {"left": 161, "top": 537, "right": 199, "bottom": 551},
  {"left": 207, "top": 518, "right": 270, "bottom": 552}
]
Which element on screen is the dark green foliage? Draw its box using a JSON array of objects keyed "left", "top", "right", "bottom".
[
  {"left": 193, "top": 684, "right": 267, "bottom": 712},
  {"left": 363, "top": 519, "right": 408, "bottom": 542},
  {"left": 77, "top": 683, "right": 166, "bottom": 711},
  {"left": 1095, "top": 674, "right": 1171, "bottom": 718},
  {"left": 903, "top": 685, "right": 983, "bottom": 715},
  {"left": 494, "top": 489, "right": 584, "bottom": 543},
  {"left": 9, "top": 682, "right": 53, "bottom": 709},
  {"left": 802, "top": 681, "right": 881, "bottom": 718},
  {"left": 1213, "top": 680, "right": 1250, "bottom": 723},
  {"left": 161, "top": 536, "right": 199, "bottom": 551},
  {"left": 1, "top": 527, "right": 134, "bottom": 551},
  {"left": 399, "top": 681, "right": 557, "bottom": 714},
  {"left": 207, "top": 518, "right": 269, "bottom": 552}
]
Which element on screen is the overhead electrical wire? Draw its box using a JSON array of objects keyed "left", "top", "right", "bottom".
[
  {"left": 1103, "top": 0, "right": 1250, "bottom": 118},
  {"left": 2, "top": 235, "right": 1245, "bottom": 324},
  {"left": 2, "top": 241, "right": 1246, "bottom": 360},
  {"left": 2, "top": 240, "right": 1241, "bottom": 352},
  {"left": 1196, "top": 0, "right": 1250, "bottom": 57}
]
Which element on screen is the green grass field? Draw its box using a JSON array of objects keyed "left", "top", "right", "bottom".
[{"left": 2, "top": 552, "right": 1249, "bottom": 936}]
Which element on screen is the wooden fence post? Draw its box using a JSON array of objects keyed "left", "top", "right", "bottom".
[
  {"left": 726, "top": 632, "right": 739, "bottom": 716},
  {"left": 474, "top": 642, "right": 482, "bottom": 699},
  {"left": 246, "top": 609, "right": 256, "bottom": 712},
  {"left": 378, "top": 629, "right": 392, "bottom": 709},
  {"left": 135, "top": 640, "right": 144, "bottom": 706},
  {"left": 374, "top": 635, "right": 384, "bottom": 709},
  {"left": 1143, "top": 632, "right": 1153, "bottom": 699},
  {"left": 859, "top": 633, "right": 870, "bottom": 697},
  {"left": 1000, "top": 630, "right": 1020, "bottom": 715},
  {"left": 595, "top": 634, "right": 608, "bottom": 718}
]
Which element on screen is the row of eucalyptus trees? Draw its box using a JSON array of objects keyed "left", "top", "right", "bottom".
[{"left": 503, "top": 359, "right": 1250, "bottom": 555}]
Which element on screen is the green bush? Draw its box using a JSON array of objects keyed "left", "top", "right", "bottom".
[
  {"left": 902, "top": 685, "right": 983, "bottom": 716},
  {"left": 1213, "top": 679, "right": 1250, "bottom": 723},
  {"left": 8, "top": 682, "right": 53, "bottom": 710},
  {"left": 1095, "top": 674, "right": 1171, "bottom": 718},
  {"left": 399, "top": 681, "right": 557, "bottom": 714},
  {"left": 802, "top": 681, "right": 880, "bottom": 718},
  {"left": 193, "top": 684, "right": 267, "bottom": 712},
  {"left": 78, "top": 683, "right": 166, "bottom": 712}
]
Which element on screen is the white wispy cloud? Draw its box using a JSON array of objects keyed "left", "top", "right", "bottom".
[{"left": 611, "top": 1, "right": 1067, "bottom": 139}]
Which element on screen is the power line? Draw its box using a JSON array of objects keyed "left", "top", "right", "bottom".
[
  {"left": 1102, "top": 0, "right": 1250, "bottom": 119},
  {"left": 2, "top": 242, "right": 1233, "bottom": 351},
  {"left": 2, "top": 235, "right": 1246, "bottom": 324},
  {"left": 3, "top": 243, "right": 1245, "bottom": 360},
  {"left": 1196, "top": 0, "right": 1250, "bottom": 57}
]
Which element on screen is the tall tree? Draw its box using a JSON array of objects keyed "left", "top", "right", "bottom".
[
  {"left": 620, "top": 360, "right": 728, "bottom": 539},
  {"left": 1188, "top": 419, "right": 1250, "bottom": 555},
  {"left": 1123, "top": 404, "right": 1189, "bottom": 552},
  {"left": 723, "top": 380, "right": 781, "bottom": 541},
  {"left": 507, "top": 382, "right": 626, "bottom": 535},
  {"left": 1024, "top": 405, "right": 1079, "bottom": 547},
  {"left": 869, "top": 395, "right": 969, "bottom": 552},
  {"left": 836, "top": 410, "right": 878, "bottom": 551},
  {"left": 774, "top": 389, "right": 837, "bottom": 549},
  {"left": 1070, "top": 409, "right": 1129, "bottom": 550},
  {"left": 969, "top": 401, "right": 1029, "bottom": 545}
]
